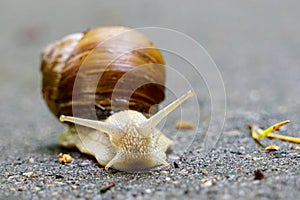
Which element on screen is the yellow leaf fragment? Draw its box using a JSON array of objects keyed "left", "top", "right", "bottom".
[
  {"left": 264, "top": 145, "right": 280, "bottom": 151},
  {"left": 58, "top": 153, "right": 73, "bottom": 164},
  {"left": 267, "top": 133, "right": 300, "bottom": 144},
  {"left": 251, "top": 120, "right": 290, "bottom": 140},
  {"left": 249, "top": 120, "right": 300, "bottom": 146}
]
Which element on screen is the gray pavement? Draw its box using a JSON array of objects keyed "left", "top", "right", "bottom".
[{"left": 1, "top": 1, "right": 300, "bottom": 199}]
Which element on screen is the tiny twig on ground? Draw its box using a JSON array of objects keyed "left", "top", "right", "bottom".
[{"left": 248, "top": 120, "right": 300, "bottom": 145}]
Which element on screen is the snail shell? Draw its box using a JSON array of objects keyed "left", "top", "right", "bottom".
[
  {"left": 41, "top": 26, "right": 193, "bottom": 172},
  {"left": 41, "top": 26, "right": 165, "bottom": 120}
]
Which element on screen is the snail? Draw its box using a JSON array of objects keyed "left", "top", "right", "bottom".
[{"left": 41, "top": 26, "right": 193, "bottom": 172}]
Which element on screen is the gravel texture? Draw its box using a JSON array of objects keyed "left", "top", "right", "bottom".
[{"left": 1, "top": 1, "right": 300, "bottom": 199}]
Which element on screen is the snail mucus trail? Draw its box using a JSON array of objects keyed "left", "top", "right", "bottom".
[{"left": 41, "top": 26, "right": 193, "bottom": 172}]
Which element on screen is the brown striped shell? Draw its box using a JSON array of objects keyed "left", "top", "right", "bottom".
[{"left": 41, "top": 26, "right": 165, "bottom": 120}]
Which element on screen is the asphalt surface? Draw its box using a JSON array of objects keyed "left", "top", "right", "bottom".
[{"left": 1, "top": 1, "right": 300, "bottom": 199}]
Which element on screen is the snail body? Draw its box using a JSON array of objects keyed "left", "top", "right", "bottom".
[{"left": 41, "top": 26, "right": 192, "bottom": 172}]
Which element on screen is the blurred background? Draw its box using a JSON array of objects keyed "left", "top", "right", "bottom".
[
  {"left": 1, "top": 0, "right": 299, "bottom": 111},
  {"left": 1, "top": 0, "right": 300, "bottom": 198}
]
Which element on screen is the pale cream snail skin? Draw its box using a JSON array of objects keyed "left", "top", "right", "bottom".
[
  {"left": 59, "top": 91, "right": 193, "bottom": 172},
  {"left": 41, "top": 26, "right": 193, "bottom": 172}
]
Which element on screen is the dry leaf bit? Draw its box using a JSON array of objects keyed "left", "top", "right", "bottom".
[
  {"left": 250, "top": 120, "right": 300, "bottom": 144},
  {"left": 58, "top": 153, "right": 73, "bottom": 164}
]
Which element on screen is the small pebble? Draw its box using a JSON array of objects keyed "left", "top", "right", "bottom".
[
  {"left": 202, "top": 180, "right": 212, "bottom": 187},
  {"left": 254, "top": 169, "right": 265, "bottom": 180},
  {"left": 160, "top": 170, "right": 169, "bottom": 175},
  {"left": 245, "top": 154, "right": 252, "bottom": 159},
  {"left": 211, "top": 178, "right": 217, "bottom": 183},
  {"left": 71, "top": 185, "right": 78, "bottom": 189},
  {"left": 173, "top": 162, "right": 179, "bottom": 168},
  {"left": 180, "top": 168, "right": 187, "bottom": 172},
  {"left": 29, "top": 158, "right": 34, "bottom": 163},
  {"left": 144, "top": 189, "right": 152, "bottom": 194},
  {"left": 55, "top": 174, "right": 64, "bottom": 179},
  {"left": 290, "top": 145, "right": 299, "bottom": 150},
  {"left": 180, "top": 169, "right": 189, "bottom": 175},
  {"left": 23, "top": 172, "right": 36, "bottom": 178},
  {"left": 253, "top": 157, "right": 264, "bottom": 161},
  {"left": 79, "top": 162, "right": 89, "bottom": 167}
]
